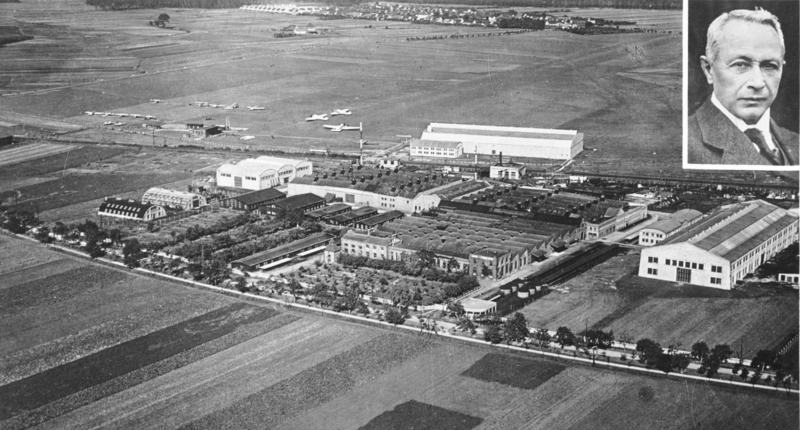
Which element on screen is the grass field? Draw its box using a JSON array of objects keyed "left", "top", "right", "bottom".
[
  {"left": 0, "top": 235, "right": 795, "bottom": 430},
  {"left": 0, "top": 0, "right": 693, "bottom": 177},
  {"left": 519, "top": 249, "right": 799, "bottom": 356}
]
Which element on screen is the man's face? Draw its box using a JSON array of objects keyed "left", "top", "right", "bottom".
[{"left": 701, "top": 19, "right": 784, "bottom": 124}]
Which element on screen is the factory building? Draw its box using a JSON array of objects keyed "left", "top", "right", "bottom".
[
  {"left": 420, "top": 123, "right": 583, "bottom": 160},
  {"left": 141, "top": 187, "right": 207, "bottom": 211},
  {"left": 216, "top": 156, "right": 312, "bottom": 190},
  {"left": 409, "top": 139, "right": 463, "bottom": 158},
  {"left": 98, "top": 198, "right": 166, "bottom": 222},
  {"left": 638, "top": 209, "right": 703, "bottom": 246},
  {"left": 638, "top": 200, "right": 798, "bottom": 290},
  {"left": 287, "top": 182, "right": 441, "bottom": 215},
  {"left": 489, "top": 162, "right": 526, "bottom": 180}
]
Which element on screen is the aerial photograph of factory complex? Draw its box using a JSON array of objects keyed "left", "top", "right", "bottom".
[{"left": 0, "top": 0, "right": 797, "bottom": 428}]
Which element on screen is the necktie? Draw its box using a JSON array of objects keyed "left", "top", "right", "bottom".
[{"left": 744, "top": 128, "right": 783, "bottom": 165}]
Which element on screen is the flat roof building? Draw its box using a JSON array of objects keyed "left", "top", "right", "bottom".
[
  {"left": 420, "top": 123, "right": 583, "bottom": 160},
  {"left": 639, "top": 200, "right": 798, "bottom": 290},
  {"left": 223, "top": 188, "right": 286, "bottom": 212},
  {"left": 409, "top": 139, "right": 464, "bottom": 158},
  {"left": 232, "top": 232, "right": 333, "bottom": 271}
]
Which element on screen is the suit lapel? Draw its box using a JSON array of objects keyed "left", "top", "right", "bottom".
[
  {"left": 695, "top": 101, "right": 766, "bottom": 165},
  {"left": 771, "top": 119, "right": 799, "bottom": 165}
]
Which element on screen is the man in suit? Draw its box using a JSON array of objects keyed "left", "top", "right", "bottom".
[{"left": 688, "top": 8, "right": 798, "bottom": 166}]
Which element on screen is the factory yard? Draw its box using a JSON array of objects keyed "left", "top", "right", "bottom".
[{"left": 0, "top": 235, "right": 796, "bottom": 430}]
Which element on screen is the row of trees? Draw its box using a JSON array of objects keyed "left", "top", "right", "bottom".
[{"left": 86, "top": 0, "right": 254, "bottom": 9}]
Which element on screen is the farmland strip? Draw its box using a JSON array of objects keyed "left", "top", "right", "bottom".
[
  {"left": 28, "top": 317, "right": 375, "bottom": 430},
  {"left": 461, "top": 352, "right": 566, "bottom": 389},
  {"left": 0, "top": 302, "right": 273, "bottom": 420},
  {"left": 3, "top": 313, "right": 299, "bottom": 430},
  {"left": 180, "top": 333, "right": 437, "bottom": 430},
  {"left": 0, "top": 259, "right": 81, "bottom": 291},
  {"left": 359, "top": 400, "right": 483, "bottom": 430}
]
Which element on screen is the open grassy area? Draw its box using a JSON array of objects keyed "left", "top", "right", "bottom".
[
  {"left": 0, "top": 1, "right": 695, "bottom": 178},
  {"left": 0, "top": 236, "right": 795, "bottom": 430},
  {"left": 519, "top": 248, "right": 798, "bottom": 356}
]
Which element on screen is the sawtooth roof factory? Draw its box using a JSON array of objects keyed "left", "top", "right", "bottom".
[
  {"left": 420, "top": 123, "right": 583, "bottom": 160},
  {"left": 638, "top": 200, "right": 798, "bottom": 290}
]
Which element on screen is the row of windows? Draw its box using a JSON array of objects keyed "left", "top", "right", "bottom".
[
  {"left": 711, "top": 265, "right": 722, "bottom": 273},
  {"left": 646, "top": 268, "right": 658, "bottom": 275},
  {"left": 640, "top": 231, "right": 664, "bottom": 238},
  {"left": 245, "top": 176, "right": 256, "bottom": 181},
  {"left": 647, "top": 256, "right": 658, "bottom": 263},
  {"left": 220, "top": 173, "right": 232, "bottom": 178},
  {"left": 665, "top": 259, "right": 705, "bottom": 271},
  {"left": 710, "top": 277, "right": 722, "bottom": 285}
]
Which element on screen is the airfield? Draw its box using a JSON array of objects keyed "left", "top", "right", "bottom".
[{"left": 0, "top": 0, "right": 693, "bottom": 178}]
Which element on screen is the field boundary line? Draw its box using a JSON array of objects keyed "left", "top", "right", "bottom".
[{"left": 4, "top": 233, "right": 797, "bottom": 396}]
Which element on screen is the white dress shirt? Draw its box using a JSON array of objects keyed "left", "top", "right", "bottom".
[{"left": 710, "top": 93, "right": 777, "bottom": 153}]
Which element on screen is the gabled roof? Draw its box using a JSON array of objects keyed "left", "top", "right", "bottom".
[
  {"left": 234, "top": 188, "right": 285, "bottom": 205},
  {"left": 99, "top": 198, "right": 156, "bottom": 218},
  {"left": 663, "top": 200, "right": 798, "bottom": 261},
  {"left": 274, "top": 193, "right": 325, "bottom": 210}
]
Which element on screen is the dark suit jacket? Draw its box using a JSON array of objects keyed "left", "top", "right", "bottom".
[{"left": 687, "top": 100, "right": 799, "bottom": 166}]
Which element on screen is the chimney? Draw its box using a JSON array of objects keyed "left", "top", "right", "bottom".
[{"left": 499, "top": 151, "right": 503, "bottom": 165}]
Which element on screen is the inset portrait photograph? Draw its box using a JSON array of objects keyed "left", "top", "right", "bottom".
[{"left": 684, "top": 0, "right": 799, "bottom": 170}]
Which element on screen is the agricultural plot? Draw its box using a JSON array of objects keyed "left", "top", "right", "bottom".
[
  {"left": 519, "top": 249, "right": 798, "bottom": 356},
  {"left": 0, "top": 143, "right": 76, "bottom": 168},
  {"left": 0, "top": 234, "right": 796, "bottom": 430}
]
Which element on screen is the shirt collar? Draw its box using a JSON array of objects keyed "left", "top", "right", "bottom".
[{"left": 710, "top": 93, "right": 775, "bottom": 151}]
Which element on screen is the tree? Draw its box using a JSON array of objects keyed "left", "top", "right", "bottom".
[
  {"left": 751, "top": 349, "right": 776, "bottom": 372},
  {"left": 384, "top": 307, "right": 406, "bottom": 326},
  {"left": 456, "top": 316, "right": 476, "bottom": 335},
  {"left": 671, "top": 354, "right": 691, "bottom": 373},
  {"left": 655, "top": 353, "right": 673, "bottom": 374},
  {"left": 691, "top": 341, "right": 709, "bottom": 361},
  {"left": 85, "top": 239, "right": 105, "bottom": 259},
  {"left": 711, "top": 344, "right": 733, "bottom": 364},
  {"left": 122, "top": 239, "right": 143, "bottom": 268},
  {"left": 484, "top": 324, "right": 503, "bottom": 344},
  {"left": 416, "top": 249, "right": 436, "bottom": 270},
  {"left": 555, "top": 326, "right": 575, "bottom": 348},
  {"left": 534, "top": 328, "right": 552, "bottom": 347},
  {"left": 35, "top": 226, "right": 53, "bottom": 243},
  {"left": 739, "top": 367, "right": 750, "bottom": 381},
  {"left": 503, "top": 312, "right": 529, "bottom": 345},
  {"left": 636, "top": 338, "right": 662, "bottom": 366},
  {"left": 447, "top": 301, "right": 466, "bottom": 318},
  {"left": 586, "top": 329, "right": 614, "bottom": 349}
]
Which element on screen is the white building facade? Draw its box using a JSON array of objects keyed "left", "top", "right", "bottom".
[
  {"left": 216, "top": 156, "right": 313, "bottom": 190},
  {"left": 287, "top": 182, "right": 442, "bottom": 215},
  {"left": 409, "top": 139, "right": 463, "bottom": 158},
  {"left": 420, "top": 123, "right": 583, "bottom": 160},
  {"left": 638, "top": 200, "right": 798, "bottom": 290}
]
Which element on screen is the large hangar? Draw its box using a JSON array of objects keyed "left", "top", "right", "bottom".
[
  {"left": 216, "top": 156, "right": 312, "bottom": 191},
  {"left": 638, "top": 200, "right": 798, "bottom": 290},
  {"left": 420, "top": 123, "right": 584, "bottom": 160}
]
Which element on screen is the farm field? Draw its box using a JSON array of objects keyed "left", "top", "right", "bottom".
[
  {"left": 0, "top": 0, "right": 693, "bottom": 178},
  {"left": 519, "top": 249, "right": 799, "bottom": 357},
  {"left": 0, "top": 235, "right": 796, "bottom": 430}
]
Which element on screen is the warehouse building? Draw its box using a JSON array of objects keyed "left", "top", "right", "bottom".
[
  {"left": 231, "top": 233, "right": 333, "bottom": 272},
  {"left": 263, "top": 193, "right": 325, "bottom": 217},
  {"left": 142, "top": 187, "right": 207, "bottom": 211},
  {"left": 489, "top": 162, "right": 526, "bottom": 180},
  {"left": 216, "top": 156, "right": 312, "bottom": 190},
  {"left": 222, "top": 188, "right": 286, "bottom": 212},
  {"left": 288, "top": 181, "right": 441, "bottom": 215},
  {"left": 409, "top": 139, "right": 463, "bottom": 158},
  {"left": 638, "top": 200, "right": 798, "bottom": 290},
  {"left": 98, "top": 197, "right": 166, "bottom": 222},
  {"left": 638, "top": 209, "right": 703, "bottom": 246},
  {"left": 420, "top": 123, "right": 583, "bottom": 160}
]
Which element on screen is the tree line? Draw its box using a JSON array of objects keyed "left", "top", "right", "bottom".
[{"left": 86, "top": 0, "right": 255, "bottom": 9}]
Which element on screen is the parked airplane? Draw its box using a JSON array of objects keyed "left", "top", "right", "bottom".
[
  {"left": 84, "top": 111, "right": 95, "bottom": 116},
  {"left": 247, "top": 106, "right": 265, "bottom": 111},
  {"left": 305, "top": 114, "right": 329, "bottom": 121},
  {"left": 192, "top": 101, "right": 210, "bottom": 107},
  {"left": 149, "top": 99, "right": 161, "bottom": 103},
  {"left": 323, "top": 122, "right": 362, "bottom": 132},
  {"left": 223, "top": 103, "right": 239, "bottom": 110},
  {"left": 240, "top": 135, "right": 256, "bottom": 141},
  {"left": 330, "top": 108, "right": 352, "bottom": 116},
  {"left": 114, "top": 122, "right": 125, "bottom": 126},
  {"left": 103, "top": 121, "right": 113, "bottom": 125}
]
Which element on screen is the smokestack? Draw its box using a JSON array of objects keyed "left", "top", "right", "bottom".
[{"left": 499, "top": 151, "right": 503, "bottom": 165}]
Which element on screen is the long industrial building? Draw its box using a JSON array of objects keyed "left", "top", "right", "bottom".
[
  {"left": 420, "top": 123, "right": 583, "bottom": 160},
  {"left": 638, "top": 200, "right": 798, "bottom": 290},
  {"left": 216, "top": 156, "right": 312, "bottom": 190}
]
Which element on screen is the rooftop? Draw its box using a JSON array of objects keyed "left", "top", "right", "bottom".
[
  {"left": 233, "top": 188, "right": 286, "bottom": 205},
  {"left": 664, "top": 200, "right": 798, "bottom": 261},
  {"left": 425, "top": 123, "right": 578, "bottom": 141},
  {"left": 233, "top": 233, "right": 332, "bottom": 267},
  {"left": 644, "top": 209, "right": 702, "bottom": 235}
]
